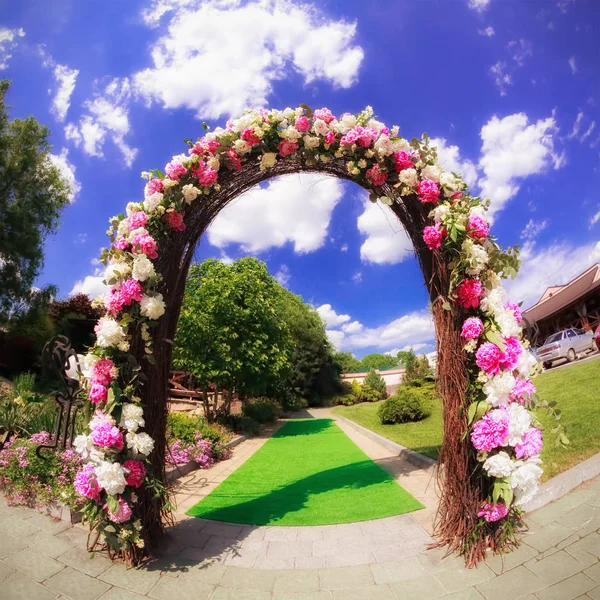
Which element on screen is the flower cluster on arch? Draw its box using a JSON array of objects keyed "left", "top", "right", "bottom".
[{"left": 73, "top": 105, "right": 543, "bottom": 552}]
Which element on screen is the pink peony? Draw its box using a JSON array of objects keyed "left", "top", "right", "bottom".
[
  {"left": 74, "top": 463, "right": 101, "bottom": 502},
  {"left": 165, "top": 161, "right": 187, "bottom": 180},
  {"left": 515, "top": 428, "right": 543, "bottom": 459},
  {"left": 394, "top": 151, "right": 413, "bottom": 172},
  {"left": 123, "top": 460, "right": 146, "bottom": 488},
  {"left": 105, "top": 497, "right": 132, "bottom": 524},
  {"left": 505, "top": 301, "right": 523, "bottom": 323},
  {"left": 423, "top": 224, "right": 444, "bottom": 250},
  {"left": 478, "top": 502, "right": 509, "bottom": 522},
  {"left": 104, "top": 288, "right": 124, "bottom": 316},
  {"left": 471, "top": 408, "right": 509, "bottom": 452},
  {"left": 366, "top": 164, "right": 388, "bottom": 186},
  {"left": 510, "top": 379, "right": 536, "bottom": 404},
  {"left": 90, "top": 420, "right": 124, "bottom": 450},
  {"left": 340, "top": 129, "right": 359, "bottom": 145},
  {"left": 89, "top": 383, "right": 108, "bottom": 405},
  {"left": 145, "top": 179, "right": 163, "bottom": 196},
  {"left": 198, "top": 167, "right": 218, "bottom": 187},
  {"left": 113, "top": 239, "right": 129, "bottom": 251},
  {"left": 314, "top": 108, "right": 334, "bottom": 124},
  {"left": 461, "top": 317, "right": 484, "bottom": 340},
  {"left": 295, "top": 115, "right": 311, "bottom": 133},
  {"left": 92, "top": 358, "right": 115, "bottom": 386},
  {"left": 476, "top": 342, "right": 504, "bottom": 376},
  {"left": 165, "top": 211, "right": 186, "bottom": 232},
  {"left": 355, "top": 126, "right": 377, "bottom": 147},
  {"left": 119, "top": 279, "right": 144, "bottom": 306},
  {"left": 226, "top": 148, "right": 242, "bottom": 171},
  {"left": 418, "top": 179, "right": 440, "bottom": 204},
  {"left": 241, "top": 128, "right": 261, "bottom": 146},
  {"left": 132, "top": 233, "right": 158, "bottom": 259},
  {"left": 455, "top": 278, "right": 483, "bottom": 309},
  {"left": 324, "top": 131, "right": 335, "bottom": 145},
  {"left": 127, "top": 211, "right": 148, "bottom": 230},
  {"left": 468, "top": 215, "right": 489, "bottom": 240},
  {"left": 501, "top": 336, "right": 522, "bottom": 371},
  {"left": 278, "top": 139, "right": 299, "bottom": 157}
]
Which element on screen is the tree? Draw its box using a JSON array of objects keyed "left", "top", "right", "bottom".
[
  {"left": 333, "top": 351, "right": 361, "bottom": 374},
  {"left": 0, "top": 80, "right": 71, "bottom": 322},
  {"left": 402, "top": 350, "right": 433, "bottom": 386},
  {"left": 359, "top": 352, "right": 399, "bottom": 371},
  {"left": 363, "top": 368, "right": 387, "bottom": 399}
]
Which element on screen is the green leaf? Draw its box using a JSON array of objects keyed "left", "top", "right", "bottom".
[
  {"left": 485, "top": 330, "right": 506, "bottom": 352},
  {"left": 559, "top": 432, "right": 570, "bottom": 446},
  {"left": 106, "top": 495, "right": 119, "bottom": 514}
]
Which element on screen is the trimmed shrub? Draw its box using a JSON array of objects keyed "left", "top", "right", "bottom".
[
  {"left": 167, "top": 412, "right": 232, "bottom": 459},
  {"left": 363, "top": 369, "right": 387, "bottom": 399},
  {"left": 242, "top": 397, "right": 282, "bottom": 424},
  {"left": 360, "top": 384, "right": 383, "bottom": 403},
  {"left": 378, "top": 388, "right": 431, "bottom": 424}
]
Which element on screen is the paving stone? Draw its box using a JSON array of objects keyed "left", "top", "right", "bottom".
[
  {"left": 568, "top": 534, "right": 600, "bottom": 559},
  {"left": 224, "top": 552, "right": 258, "bottom": 567},
  {"left": 272, "top": 592, "right": 332, "bottom": 600},
  {"left": 220, "top": 566, "right": 276, "bottom": 590},
  {"left": 99, "top": 588, "right": 148, "bottom": 600},
  {"left": 264, "top": 528, "right": 298, "bottom": 542},
  {"left": 312, "top": 539, "right": 341, "bottom": 557},
  {"left": 209, "top": 589, "right": 271, "bottom": 600},
  {"left": 526, "top": 550, "right": 583, "bottom": 585},
  {"left": 6, "top": 547, "right": 65, "bottom": 582},
  {"left": 0, "top": 533, "right": 28, "bottom": 559},
  {"left": 200, "top": 521, "right": 242, "bottom": 538},
  {"left": 274, "top": 569, "right": 320, "bottom": 593},
  {"left": 99, "top": 563, "right": 161, "bottom": 595},
  {"left": 58, "top": 547, "right": 113, "bottom": 577},
  {"left": 332, "top": 584, "right": 393, "bottom": 599},
  {"left": 148, "top": 574, "right": 214, "bottom": 599},
  {"left": 439, "top": 589, "right": 485, "bottom": 600},
  {"left": 585, "top": 563, "right": 600, "bottom": 584},
  {"left": 268, "top": 541, "right": 312, "bottom": 558},
  {"left": 436, "top": 563, "right": 495, "bottom": 593},
  {"left": 0, "top": 560, "right": 16, "bottom": 582},
  {"left": 24, "top": 513, "right": 72, "bottom": 535},
  {"left": 1, "top": 571, "right": 58, "bottom": 600},
  {"left": 45, "top": 566, "right": 110, "bottom": 600},
  {"left": 0, "top": 514, "right": 41, "bottom": 538},
  {"left": 297, "top": 528, "right": 324, "bottom": 542},
  {"left": 475, "top": 565, "right": 544, "bottom": 600},
  {"left": 295, "top": 556, "right": 327, "bottom": 569},
  {"left": 239, "top": 526, "right": 266, "bottom": 543},
  {"left": 253, "top": 555, "right": 295, "bottom": 569},
  {"left": 536, "top": 573, "right": 597, "bottom": 600},
  {"left": 565, "top": 548, "right": 599, "bottom": 570},
  {"left": 589, "top": 586, "right": 600, "bottom": 600},
  {"left": 27, "top": 530, "right": 74, "bottom": 559},
  {"left": 370, "top": 558, "right": 427, "bottom": 583},
  {"left": 483, "top": 543, "right": 539, "bottom": 575},
  {"left": 523, "top": 523, "right": 575, "bottom": 552},
  {"left": 319, "top": 565, "right": 374, "bottom": 590},
  {"left": 389, "top": 574, "right": 446, "bottom": 599},
  {"left": 325, "top": 551, "right": 374, "bottom": 567},
  {"left": 55, "top": 525, "right": 90, "bottom": 546},
  {"left": 559, "top": 505, "right": 600, "bottom": 532},
  {"left": 417, "top": 547, "right": 465, "bottom": 574}
]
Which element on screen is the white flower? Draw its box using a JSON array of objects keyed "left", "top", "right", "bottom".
[
  {"left": 126, "top": 202, "right": 142, "bottom": 217},
  {"left": 440, "top": 172, "right": 459, "bottom": 195},
  {"left": 105, "top": 261, "right": 131, "bottom": 284},
  {"left": 390, "top": 126, "right": 399, "bottom": 137},
  {"left": 126, "top": 432, "right": 155, "bottom": 457},
  {"left": 462, "top": 239, "right": 489, "bottom": 276},
  {"left": 95, "top": 461, "right": 127, "bottom": 495},
  {"left": 496, "top": 309, "right": 521, "bottom": 337},
  {"left": 510, "top": 457, "right": 543, "bottom": 506},
  {"left": 207, "top": 156, "right": 220, "bottom": 170},
  {"left": 231, "top": 113, "right": 254, "bottom": 132},
  {"left": 358, "top": 159, "right": 367, "bottom": 169},
  {"left": 80, "top": 353, "right": 99, "bottom": 380},
  {"left": 95, "top": 317, "right": 127, "bottom": 348},
  {"left": 374, "top": 135, "right": 394, "bottom": 156},
  {"left": 233, "top": 139, "right": 251, "bottom": 155},
  {"left": 469, "top": 205, "right": 487, "bottom": 219},
  {"left": 399, "top": 168, "right": 418, "bottom": 189},
  {"left": 483, "top": 451, "right": 516, "bottom": 478},
  {"left": 259, "top": 152, "right": 277, "bottom": 170},
  {"left": 143, "top": 192, "right": 163, "bottom": 213},
  {"left": 340, "top": 113, "right": 357, "bottom": 130},
  {"left": 312, "top": 118, "right": 329, "bottom": 136},
  {"left": 391, "top": 138, "right": 411, "bottom": 152},
  {"left": 303, "top": 135, "right": 320, "bottom": 150},
  {"left": 132, "top": 255, "right": 155, "bottom": 282},
  {"left": 481, "top": 287, "right": 506, "bottom": 315},
  {"left": 162, "top": 178, "right": 178, "bottom": 190},
  {"left": 507, "top": 403, "right": 532, "bottom": 446},
  {"left": 117, "top": 220, "right": 130, "bottom": 239},
  {"left": 120, "top": 403, "right": 145, "bottom": 433},
  {"left": 432, "top": 203, "right": 451, "bottom": 224},
  {"left": 515, "top": 348, "right": 538, "bottom": 379},
  {"left": 282, "top": 107, "right": 295, "bottom": 120},
  {"left": 182, "top": 184, "right": 201, "bottom": 204},
  {"left": 282, "top": 126, "right": 301, "bottom": 141},
  {"left": 483, "top": 372, "right": 516, "bottom": 407},
  {"left": 140, "top": 294, "right": 166, "bottom": 320},
  {"left": 421, "top": 164, "right": 442, "bottom": 183},
  {"left": 367, "top": 118, "right": 385, "bottom": 132}
]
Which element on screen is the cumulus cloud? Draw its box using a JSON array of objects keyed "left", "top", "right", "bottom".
[
  {"left": 39, "top": 48, "right": 78, "bottom": 122},
  {"left": 134, "top": 0, "right": 364, "bottom": 119},
  {"left": 207, "top": 173, "right": 344, "bottom": 253},
  {"left": 48, "top": 148, "right": 81, "bottom": 202},
  {"left": 431, "top": 137, "right": 478, "bottom": 187},
  {"left": 0, "top": 27, "right": 25, "bottom": 70},
  {"left": 275, "top": 264, "right": 290, "bottom": 287},
  {"left": 508, "top": 39, "right": 533, "bottom": 67},
  {"left": 70, "top": 272, "right": 107, "bottom": 299},
  {"left": 317, "top": 304, "right": 350, "bottom": 328},
  {"left": 478, "top": 26, "right": 495, "bottom": 37},
  {"left": 468, "top": 0, "right": 490, "bottom": 12}
]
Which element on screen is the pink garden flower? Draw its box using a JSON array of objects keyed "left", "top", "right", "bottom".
[
  {"left": 471, "top": 408, "right": 509, "bottom": 452},
  {"left": 355, "top": 126, "right": 377, "bottom": 147},
  {"left": 74, "top": 463, "right": 101, "bottom": 502},
  {"left": 132, "top": 233, "right": 158, "bottom": 260},
  {"left": 91, "top": 358, "right": 115, "bottom": 387},
  {"left": 461, "top": 317, "right": 484, "bottom": 340},
  {"left": 226, "top": 148, "right": 242, "bottom": 171},
  {"left": 455, "top": 278, "right": 483, "bottom": 309},
  {"left": 165, "top": 211, "right": 186, "bottom": 232},
  {"left": 165, "top": 161, "right": 187, "bottom": 180},
  {"left": 123, "top": 460, "right": 146, "bottom": 488},
  {"left": 515, "top": 428, "right": 543, "bottom": 459},
  {"left": 418, "top": 179, "right": 440, "bottom": 204},
  {"left": 295, "top": 115, "right": 311, "bottom": 133},
  {"left": 104, "top": 288, "right": 124, "bottom": 316},
  {"left": 89, "top": 383, "right": 108, "bottom": 405},
  {"left": 113, "top": 239, "right": 129, "bottom": 251},
  {"left": 198, "top": 167, "right": 218, "bottom": 186},
  {"left": 340, "top": 130, "right": 358, "bottom": 145},
  {"left": 105, "top": 497, "right": 132, "bottom": 524},
  {"left": 478, "top": 502, "right": 509, "bottom": 522},
  {"left": 119, "top": 279, "right": 144, "bottom": 306},
  {"left": 510, "top": 379, "right": 536, "bottom": 404},
  {"left": 476, "top": 342, "right": 505, "bottom": 375},
  {"left": 501, "top": 336, "right": 522, "bottom": 371},
  {"left": 366, "top": 164, "right": 388, "bottom": 186},
  {"left": 423, "top": 224, "right": 444, "bottom": 250},
  {"left": 90, "top": 420, "right": 124, "bottom": 450},
  {"left": 324, "top": 131, "right": 335, "bottom": 145},
  {"left": 505, "top": 301, "right": 523, "bottom": 323},
  {"left": 278, "top": 139, "right": 299, "bottom": 157},
  {"left": 241, "top": 128, "right": 261, "bottom": 146},
  {"left": 394, "top": 151, "right": 413, "bottom": 172},
  {"left": 468, "top": 215, "right": 489, "bottom": 240},
  {"left": 145, "top": 179, "right": 163, "bottom": 197},
  {"left": 127, "top": 211, "right": 148, "bottom": 230},
  {"left": 314, "top": 108, "right": 334, "bottom": 124}
]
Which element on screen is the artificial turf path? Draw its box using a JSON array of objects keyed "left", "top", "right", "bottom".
[{"left": 187, "top": 418, "right": 423, "bottom": 526}]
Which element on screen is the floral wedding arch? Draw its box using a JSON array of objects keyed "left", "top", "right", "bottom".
[{"left": 72, "top": 105, "right": 547, "bottom": 566}]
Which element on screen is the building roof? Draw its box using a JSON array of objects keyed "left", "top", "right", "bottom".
[
  {"left": 341, "top": 367, "right": 406, "bottom": 378},
  {"left": 522, "top": 263, "right": 600, "bottom": 324}
]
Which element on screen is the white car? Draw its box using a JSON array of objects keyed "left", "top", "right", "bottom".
[{"left": 536, "top": 328, "right": 596, "bottom": 368}]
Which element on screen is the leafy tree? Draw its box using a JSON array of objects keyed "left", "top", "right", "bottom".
[
  {"left": 333, "top": 351, "right": 361, "bottom": 374},
  {"left": 402, "top": 350, "right": 433, "bottom": 386},
  {"left": 363, "top": 368, "right": 387, "bottom": 400},
  {"left": 359, "top": 352, "right": 399, "bottom": 371},
  {"left": 396, "top": 350, "right": 413, "bottom": 367},
  {"left": 0, "top": 80, "right": 71, "bottom": 322}
]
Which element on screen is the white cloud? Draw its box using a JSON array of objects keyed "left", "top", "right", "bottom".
[
  {"left": 468, "top": 0, "right": 490, "bottom": 12},
  {"left": 508, "top": 39, "right": 533, "bottom": 67},
  {"left": 478, "top": 26, "right": 495, "bottom": 37},
  {"left": 0, "top": 27, "right": 25, "bottom": 70},
  {"left": 351, "top": 271, "right": 362, "bottom": 283},
  {"left": 520, "top": 218, "right": 548, "bottom": 241},
  {"left": 134, "top": 0, "right": 364, "bottom": 120},
  {"left": 357, "top": 198, "right": 412, "bottom": 265},
  {"left": 218, "top": 251, "right": 234, "bottom": 265},
  {"left": 317, "top": 304, "right": 350, "bottom": 328},
  {"left": 48, "top": 148, "right": 81, "bottom": 202},
  {"left": 325, "top": 329, "right": 345, "bottom": 349},
  {"left": 431, "top": 137, "right": 478, "bottom": 188},
  {"left": 569, "top": 56, "right": 577, "bottom": 74},
  {"left": 342, "top": 320, "right": 363, "bottom": 334},
  {"left": 275, "top": 264, "right": 290, "bottom": 287},
  {"left": 340, "top": 244, "right": 348, "bottom": 253},
  {"left": 478, "top": 112, "right": 562, "bottom": 216},
  {"left": 569, "top": 111, "right": 585, "bottom": 140},
  {"left": 581, "top": 121, "right": 596, "bottom": 142},
  {"left": 207, "top": 173, "right": 344, "bottom": 254},
  {"left": 70, "top": 273, "right": 107, "bottom": 299},
  {"left": 489, "top": 61, "right": 513, "bottom": 96},
  {"left": 75, "top": 233, "right": 88, "bottom": 245},
  {"left": 39, "top": 49, "right": 78, "bottom": 122},
  {"left": 590, "top": 210, "right": 600, "bottom": 228},
  {"left": 66, "top": 78, "right": 137, "bottom": 167}
]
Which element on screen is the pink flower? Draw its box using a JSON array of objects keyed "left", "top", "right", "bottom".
[
  {"left": 89, "top": 383, "right": 108, "bottom": 405},
  {"left": 119, "top": 279, "right": 144, "bottom": 306},
  {"left": 340, "top": 130, "right": 358, "bottom": 145},
  {"left": 165, "top": 211, "right": 186, "bottom": 232},
  {"left": 74, "top": 463, "right": 100, "bottom": 502},
  {"left": 91, "top": 358, "right": 115, "bottom": 386},
  {"left": 418, "top": 179, "right": 440, "bottom": 204},
  {"left": 510, "top": 379, "right": 536, "bottom": 404},
  {"left": 145, "top": 179, "right": 163, "bottom": 197},
  {"left": 394, "top": 151, "right": 413, "bottom": 172},
  {"left": 132, "top": 233, "right": 158, "bottom": 259},
  {"left": 165, "top": 161, "right": 187, "bottom": 180},
  {"left": 226, "top": 148, "right": 242, "bottom": 171},
  {"left": 478, "top": 502, "right": 509, "bottom": 522},
  {"left": 455, "top": 279, "right": 483, "bottom": 309},
  {"left": 461, "top": 317, "right": 484, "bottom": 340},
  {"left": 241, "top": 128, "right": 261, "bottom": 146},
  {"left": 90, "top": 420, "right": 124, "bottom": 450},
  {"left": 190, "top": 139, "right": 220, "bottom": 155},
  {"left": 127, "top": 212, "right": 148, "bottom": 230},
  {"left": 113, "top": 239, "right": 129, "bottom": 251},
  {"left": 314, "top": 108, "right": 334, "bottom": 124},
  {"left": 198, "top": 167, "right": 218, "bottom": 186},
  {"left": 468, "top": 215, "right": 489, "bottom": 240},
  {"left": 324, "top": 131, "right": 335, "bottom": 145},
  {"left": 366, "top": 164, "right": 388, "bottom": 186},
  {"left": 278, "top": 139, "right": 299, "bottom": 157},
  {"left": 423, "top": 224, "right": 444, "bottom": 250},
  {"left": 295, "top": 116, "right": 310, "bottom": 133},
  {"left": 515, "top": 428, "right": 543, "bottom": 459},
  {"left": 105, "top": 498, "right": 132, "bottom": 524},
  {"left": 104, "top": 288, "right": 124, "bottom": 316},
  {"left": 501, "top": 336, "right": 522, "bottom": 371},
  {"left": 476, "top": 342, "right": 505, "bottom": 376},
  {"left": 505, "top": 301, "right": 523, "bottom": 323},
  {"left": 123, "top": 460, "right": 146, "bottom": 488},
  {"left": 355, "top": 126, "right": 377, "bottom": 147},
  {"left": 471, "top": 408, "right": 509, "bottom": 452}
]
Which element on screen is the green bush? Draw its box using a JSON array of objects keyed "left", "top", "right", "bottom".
[
  {"left": 333, "top": 393, "right": 360, "bottom": 406},
  {"left": 378, "top": 388, "right": 431, "bottom": 424},
  {"left": 282, "top": 395, "right": 309, "bottom": 412},
  {"left": 360, "top": 384, "right": 383, "bottom": 403},
  {"left": 363, "top": 369, "right": 387, "bottom": 400},
  {"left": 167, "top": 412, "right": 233, "bottom": 459},
  {"left": 217, "top": 413, "right": 261, "bottom": 436},
  {"left": 243, "top": 397, "right": 282, "bottom": 424}
]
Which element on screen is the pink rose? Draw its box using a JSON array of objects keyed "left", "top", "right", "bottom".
[
  {"left": 165, "top": 161, "right": 187, "bottom": 181},
  {"left": 468, "top": 215, "right": 489, "bottom": 240},
  {"left": 394, "top": 151, "right": 413, "bottom": 172},
  {"left": 241, "top": 128, "right": 261, "bottom": 146},
  {"left": 132, "top": 233, "right": 158, "bottom": 260},
  {"left": 295, "top": 115, "right": 310, "bottom": 133},
  {"left": 113, "top": 239, "right": 129, "bottom": 251},
  {"left": 165, "top": 211, "right": 186, "bottom": 232},
  {"left": 127, "top": 212, "right": 148, "bottom": 230},
  {"left": 365, "top": 164, "right": 388, "bottom": 186},
  {"left": 314, "top": 108, "right": 334, "bottom": 124},
  {"left": 340, "top": 129, "right": 359, "bottom": 145},
  {"left": 226, "top": 148, "right": 242, "bottom": 171},
  {"left": 324, "top": 131, "right": 335, "bottom": 145},
  {"left": 145, "top": 179, "right": 163, "bottom": 197},
  {"left": 277, "top": 139, "right": 299, "bottom": 157}
]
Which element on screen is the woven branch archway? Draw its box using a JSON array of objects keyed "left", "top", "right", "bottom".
[{"left": 78, "top": 107, "right": 543, "bottom": 567}]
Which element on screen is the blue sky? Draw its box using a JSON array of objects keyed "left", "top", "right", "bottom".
[{"left": 1, "top": 0, "right": 599, "bottom": 358}]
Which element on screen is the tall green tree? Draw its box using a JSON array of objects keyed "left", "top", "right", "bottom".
[
  {"left": 333, "top": 351, "right": 361, "bottom": 374},
  {"left": 0, "top": 80, "right": 71, "bottom": 321},
  {"left": 359, "top": 352, "right": 399, "bottom": 371}
]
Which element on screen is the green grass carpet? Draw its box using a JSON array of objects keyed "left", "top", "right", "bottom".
[{"left": 187, "top": 418, "right": 423, "bottom": 525}]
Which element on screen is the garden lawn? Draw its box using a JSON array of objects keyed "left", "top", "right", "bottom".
[{"left": 187, "top": 418, "right": 423, "bottom": 525}]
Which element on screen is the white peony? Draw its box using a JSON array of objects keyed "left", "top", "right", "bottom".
[
  {"left": 312, "top": 118, "right": 329, "bottom": 136},
  {"left": 399, "top": 168, "right": 419, "bottom": 189},
  {"left": 507, "top": 403, "right": 532, "bottom": 446},
  {"left": 483, "top": 372, "right": 516, "bottom": 407},
  {"left": 515, "top": 348, "right": 538, "bottom": 379},
  {"left": 440, "top": 172, "right": 459, "bottom": 195},
  {"left": 511, "top": 457, "right": 543, "bottom": 506},
  {"left": 463, "top": 240, "right": 489, "bottom": 276},
  {"left": 282, "top": 126, "right": 301, "bottom": 141},
  {"left": 73, "top": 434, "right": 103, "bottom": 462},
  {"left": 340, "top": 114, "right": 357, "bottom": 130},
  {"left": 481, "top": 287, "right": 506, "bottom": 315},
  {"left": 126, "top": 432, "right": 155, "bottom": 457},
  {"left": 95, "top": 317, "right": 127, "bottom": 348},
  {"left": 495, "top": 309, "right": 521, "bottom": 337},
  {"left": 126, "top": 202, "right": 142, "bottom": 217},
  {"left": 303, "top": 135, "right": 320, "bottom": 150},
  {"left": 233, "top": 139, "right": 251, "bottom": 155},
  {"left": 143, "top": 192, "right": 163, "bottom": 213},
  {"left": 431, "top": 203, "right": 451, "bottom": 224},
  {"left": 282, "top": 107, "right": 296, "bottom": 120},
  {"left": 120, "top": 403, "right": 145, "bottom": 433},
  {"left": 483, "top": 451, "right": 516, "bottom": 478},
  {"left": 374, "top": 135, "right": 394, "bottom": 156},
  {"left": 140, "top": 293, "right": 166, "bottom": 320},
  {"left": 231, "top": 112, "right": 254, "bottom": 132},
  {"left": 132, "top": 255, "right": 155, "bottom": 282},
  {"left": 259, "top": 153, "right": 277, "bottom": 170},
  {"left": 182, "top": 184, "right": 201, "bottom": 204},
  {"left": 80, "top": 353, "right": 99, "bottom": 379},
  {"left": 95, "top": 461, "right": 127, "bottom": 495},
  {"left": 421, "top": 165, "right": 442, "bottom": 183},
  {"left": 469, "top": 205, "right": 487, "bottom": 219},
  {"left": 105, "top": 261, "right": 131, "bottom": 284},
  {"left": 117, "top": 220, "right": 130, "bottom": 239},
  {"left": 391, "top": 138, "right": 411, "bottom": 152}
]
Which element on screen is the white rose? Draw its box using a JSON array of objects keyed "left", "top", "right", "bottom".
[
  {"left": 303, "top": 135, "right": 320, "bottom": 150},
  {"left": 399, "top": 168, "right": 418, "bottom": 189},
  {"left": 140, "top": 293, "right": 166, "bottom": 320},
  {"left": 143, "top": 192, "right": 163, "bottom": 213},
  {"left": 374, "top": 135, "right": 394, "bottom": 156},
  {"left": 312, "top": 119, "right": 329, "bottom": 136},
  {"left": 483, "top": 372, "right": 516, "bottom": 407},
  {"left": 126, "top": 432, "right": 155, "bottom": 457},
  {"left": 507, "top": 403, "right": 532, "bottom": 446},
  {"left": 282, "top": 126, "right": 301, "bottom": 141},
  {"left": 126, "top": 202, "right": 142, "bottom": 217},
  {"left": 95, "top": 461, "right": 127, "bottom": 495},
  {"left": 391, "top": 138, "right": 411, "bottom": 152},
  {"left": 259, "top": 153, "right": 277, "bottom": 171},
  {"left": 120, "top": 403, "right": 145, "bottom": 433},
  {"left": 483, "top": 451, "right": 516, "bottom": 478},
  {"left": 234, "top": 139, "right": 251, "bottom": 155},
  {"left": 421, "top": 165, "right": 442, "bottom": 183},
  {"left": 182, "top": 184, "right": 201, "bottom": 204},
  {"left": 511, "top": 457, "right": 543, "bottom": 506},
  {"left": 132, "top": 255, "right": 155, "bottom": 282},
  {"left": 95, "top": 317, "right": 127, "bottom": 348}
]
